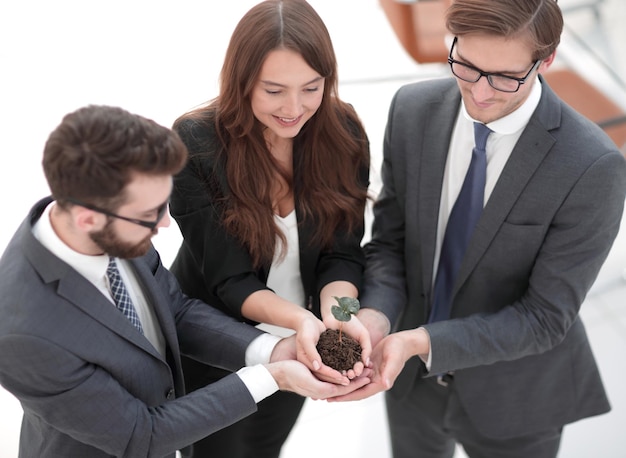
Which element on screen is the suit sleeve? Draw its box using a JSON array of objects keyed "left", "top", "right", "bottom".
[
  {"left": 361, "top": 89, "right": 410, "bottom": 327},
  {"left": 0, "top": 333, "right": 257, "bottom": 457},
  {"left": 140, "top": 246, "right": 266, "bottom": 369}
]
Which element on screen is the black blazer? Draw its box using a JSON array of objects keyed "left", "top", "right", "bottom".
[{"left": 169, "top": 112, "right": 369, "bottom": 322}]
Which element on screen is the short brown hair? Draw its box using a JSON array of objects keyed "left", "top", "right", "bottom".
[
  {"left": 446, "top": 0, "right": 563, "bottom": 60},
  {"left": 43, "top": 105, "right": 188, "bottom": 210}
]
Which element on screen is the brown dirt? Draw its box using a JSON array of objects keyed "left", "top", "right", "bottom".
[{"left": 316, "top": 329, "right": 362, "bottom": 372}]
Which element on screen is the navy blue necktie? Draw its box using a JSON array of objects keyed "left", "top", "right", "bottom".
[
  {"left": 107, "top": 257, "right": 144, "bottom": 334},
  {"left": 429, "top": 122, "right": 491, "bottom": 323}
]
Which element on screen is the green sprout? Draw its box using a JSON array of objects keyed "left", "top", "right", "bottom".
[{"left": 330, "top": 296, "right": 360, "bottom": 342}]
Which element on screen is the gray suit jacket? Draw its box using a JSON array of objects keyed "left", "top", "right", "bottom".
[
  {"left": 362, "top": 77, "right": 626, "bottom": 438},
  {"left": 0, "top": 198, "right": 266, "bottom": 457}
]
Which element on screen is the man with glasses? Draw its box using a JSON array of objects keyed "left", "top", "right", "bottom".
[
  {"left": 335, "top": 0, "right": 626, "bottom": 457},
  {"left": 0, "top": 105, "right": 367, "bottom": 457}
]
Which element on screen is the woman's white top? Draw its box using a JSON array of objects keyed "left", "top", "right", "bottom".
[{"left": 257, "top": 210, "right": 306, "bottom": 337}]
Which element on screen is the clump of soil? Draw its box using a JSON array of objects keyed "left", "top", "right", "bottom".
[{"left": 316, "top": 329, "right": 362, "bottom": 372}]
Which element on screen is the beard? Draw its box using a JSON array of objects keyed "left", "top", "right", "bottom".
[{"left": 90, "top": 219, "right": 154, "bottom": 259}]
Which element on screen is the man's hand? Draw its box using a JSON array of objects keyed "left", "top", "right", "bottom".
[
  {"left": 327, "top": 328, "right": 430, "bottom": 402},
  {"left": 357, "top": 307, "right": 391, "bottom": 348},
  {"left": 270, "top": 335, "right": 297, "bottom": 362},
  {"left": 266, "top": 359, "right": 371, "bottom": 400}
]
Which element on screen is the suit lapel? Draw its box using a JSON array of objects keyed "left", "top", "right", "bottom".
[
  {"left": 418, "top": 85, "right": 462, "bottom": 302},
  {"left": 54, "top": 272, "right": 161, "bottom": 358},
  {"left": 128, "top": 255, "right": 180, "bottom": 360}
]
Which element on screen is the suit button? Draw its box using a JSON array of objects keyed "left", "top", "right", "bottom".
[{"left": 166, "top": 389, "right": 175, "bottom": 400}]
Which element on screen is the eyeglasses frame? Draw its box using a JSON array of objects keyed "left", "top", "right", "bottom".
[
  {"left": 66, "top": 197, "right": 168, "bottom": 230},
  {"left": 447, "top": 36, "right": 541, "bottom": 93}
]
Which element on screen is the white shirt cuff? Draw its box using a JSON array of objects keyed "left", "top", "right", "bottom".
[
  {"left": 236, "top": 365, "right": 279, "bottom": 403},
  {"left": 425, "top": 345, "right": 433, "bottom": 371},
  {"left": 417, "top": 327, "right": 432, "bottom": 371},
  {"left": 245, "top": 333, "right": 281, "bottom": 366}
]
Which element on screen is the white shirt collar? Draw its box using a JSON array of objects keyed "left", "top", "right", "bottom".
[
  {"left": 32, "top": 201, "right": 109, "bottom": 286},
  {"left": 461, "top": 75, "right": 543, "bottom": 135}
]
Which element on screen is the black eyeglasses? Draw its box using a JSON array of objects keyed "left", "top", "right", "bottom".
[
  {"left": 448, "top": 37, "right": 541, "bottom": 93},
  {"left": 67, "top": 198, "right": 169, "bottom": 230}
]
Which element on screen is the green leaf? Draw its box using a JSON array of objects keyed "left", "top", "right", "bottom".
[{"left": 330, "top": 296, "right": 361, "bottom": 322}]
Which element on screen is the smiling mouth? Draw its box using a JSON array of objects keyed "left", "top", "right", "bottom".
[{"left": 275, "top": 115, "right": 302, "bottom": 126}]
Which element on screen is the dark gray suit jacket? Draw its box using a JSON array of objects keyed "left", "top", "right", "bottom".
[
  {"left": 0, "top": 198, "right": 266, "bottom": 457},
  {"left": 362, "top": 77, "right": 626, "bottom": 438}
]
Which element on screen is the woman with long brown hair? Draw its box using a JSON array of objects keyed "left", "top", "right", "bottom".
[{"left": 169, "top": 1, "right": 372, "bottom": 456}]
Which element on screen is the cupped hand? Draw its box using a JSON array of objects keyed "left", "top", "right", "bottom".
[
  {"left": 295, "top": 315, "right": 350, "bottom": 385},
  {"left": 326, "top": 330, "right": 416, "bottom": 402},
  {"left": 323, "top": 315, "right": 372, "bottom": 378},
  {"left": 267, "top": 359, "right": 371, "bottom": 400}
]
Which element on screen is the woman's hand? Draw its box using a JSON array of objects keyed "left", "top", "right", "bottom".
[
  {"left": 241, "top": 290, "right": 349, "bottom": 384},
  {"left": 295, "top": 314, "right": 351, "bottom": 385},
  {"left": 318, "top": 282, "right": 372, "bottom": 378},
  {"left": 322, "top": 314, "right": 372, "bottom": 378}
]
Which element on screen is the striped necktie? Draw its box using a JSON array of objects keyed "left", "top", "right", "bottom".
[{"left": 106, "top": 257, "right": 144, "bottom": 334}]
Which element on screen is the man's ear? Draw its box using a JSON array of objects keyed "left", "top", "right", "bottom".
[
  {"left": 73, "top": 206, "right": 105, "bottom": 232},
  {"left": 538, "top": 51, "right": 557, "bottom": 73}
]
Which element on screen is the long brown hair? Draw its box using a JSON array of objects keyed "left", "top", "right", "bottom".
[{"left": 175, "top": 0, "right": 369, "bottom": 267}]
